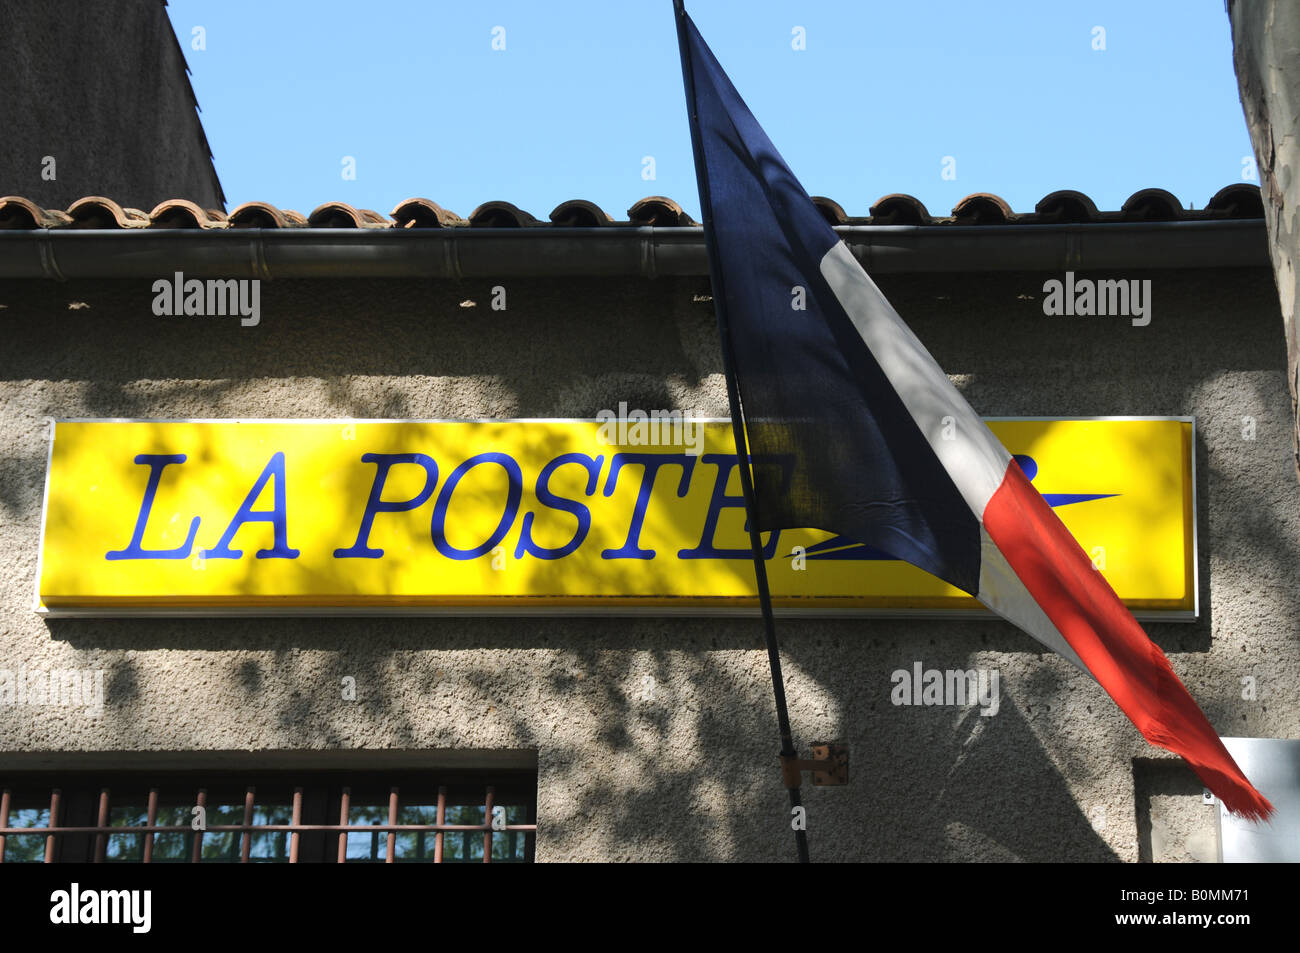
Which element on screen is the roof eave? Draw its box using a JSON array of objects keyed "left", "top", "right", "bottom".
[{"left": 0, "top": 219, "right": 1269, "bottom": 281}]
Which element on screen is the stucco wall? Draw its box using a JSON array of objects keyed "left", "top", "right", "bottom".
[{"left": 0, "top": 266, "right": 1295, "bottom": 861}]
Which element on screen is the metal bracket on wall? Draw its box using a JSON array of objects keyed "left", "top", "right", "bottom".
[{"left": 780, "top": 743, "right": 849, "bottom": 787}]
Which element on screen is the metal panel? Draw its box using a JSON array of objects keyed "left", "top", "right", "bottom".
[{"left": 1217, "top": 737, "right": 1300, "bottom": 862}]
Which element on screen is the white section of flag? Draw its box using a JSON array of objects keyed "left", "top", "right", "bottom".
[
  {"left": 819, "top": 240, "right": 1012, "bottom": 520},
  {"left": 820, "top": 240, "right": 1090, "bottom": 673}
]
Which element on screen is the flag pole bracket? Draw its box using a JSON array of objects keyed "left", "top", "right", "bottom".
[{"left": 780, "top": 743, "right": 848, "bottom": 787}]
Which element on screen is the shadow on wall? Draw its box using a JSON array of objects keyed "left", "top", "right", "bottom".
[
  {"left": 40, "top": 615, "right": 1124, "bottom": 861},
  {"left": 8, "top": 267, "right": 1298, "bottom": 860},
  {"left": 0, "top": 277, "right": 717, "bottom": 419}
]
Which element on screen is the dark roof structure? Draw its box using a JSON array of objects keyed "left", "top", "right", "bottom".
[{"left": 0, "top": 0, "right": 224, "bottom": 211}]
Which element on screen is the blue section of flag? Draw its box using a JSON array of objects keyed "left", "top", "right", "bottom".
[{"left": 680, "top": 10, "right": 982, "bottom": 594}]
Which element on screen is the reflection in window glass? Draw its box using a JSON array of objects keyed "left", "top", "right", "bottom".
[
  {"left": 103, "top": 803, "right": 295, "bottom": 863},
  {"left": 344, "top": 802, "right": 528, "bottom": 863},
  {"left": 1, "top": 808, "right": 50, "bottom": 863}
]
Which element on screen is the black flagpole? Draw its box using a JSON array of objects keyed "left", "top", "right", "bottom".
[{"left": 673, "top": 0, "right": 810, "bottom": 864}]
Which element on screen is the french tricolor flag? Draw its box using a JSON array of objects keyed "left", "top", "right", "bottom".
[{"left": 675, "top": 3, "right": 1272, "bottom": 820}]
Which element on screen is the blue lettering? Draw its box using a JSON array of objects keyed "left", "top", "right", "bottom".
[
  {"left": 431, "top": 452, "right": 522, "bottom": 560},
  {"left": 601, "top": 453, "right": 696, "bottom": 559},
  {"left": 202, "top": 452, "right": 300, "bottom": 559},
  {"left": 334, "top": 453, "right": 439, "bottom": 558},
  {"left": 105, "top": 453, "right": 199, "bottom": 560},
  {"left": 515, "top": 453, "right": 603, "bottom": 560},
  {"left": 678, "top": 453, "right": 782, "bottom": 559}
]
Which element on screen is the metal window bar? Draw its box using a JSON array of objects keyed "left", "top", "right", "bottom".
[
  {"left": 336, "top": 787, "right": 350, "bottom": 864},
  {"left": 385, "top": 787, "right": 397, "bottom": 864},
  {"left": 0, "top": 784, "right": 535, "bottom": 863},
  {"left": 191, "top": 788, "right": 206, "bottom": 863},
  {"left": 289, "top": 787, "right": 302, "bottom": 863},
  {"left": 94, "top": 788, "right": 109, "bottom": 863},
  {"left": 241, "top": 787, "right": 254, "bottom": 863},
  {"left": 45, "top": 789, "right": 59, "bottom": 864},
  {"left": 143, "top": 788, "right": 158, "bottom": 863},
  {"left": 0, "top": 788, "right": 9, "bottom": 863},
  {"left": 435, "top": 785, "right": 446, "bottom": 863}
]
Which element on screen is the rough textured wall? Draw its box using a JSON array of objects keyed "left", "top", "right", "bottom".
[
  {"left": 0, "top": 0, "right": 223, "bottom": 210},
  {"left": 0, "top": 267, "right": 1295, "bottom": 861}
]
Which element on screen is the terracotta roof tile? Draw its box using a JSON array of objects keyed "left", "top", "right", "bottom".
[
  {"left": 1034, "top": 189, "right": 1100, "bottom": 224},
  {"left": 0, "top": 187, "right": 1266, "bottom": 231},
  {"left": 810, "top": 195, "right": 848, "bottom": 226},
  {"left": 549, "top": 200, "right": 615, "bottom": 227},
  {"left": 0, "top": 195, "right": 68, "bottom": 228},
  {"left": 1120, "top": 188, "right": 1185, "bottom": 221},
  {"left": 1207, "top": 183, "right": 1265, "bottom": 218},
  {"left": 627, "top": 196, "right": 696, "bottom": 226},
  {"left": 307, "top": 202, "right": 390, "bottom": 228},
  {"left": 869, "top": 193, "right": 930, "bottom": 225},
  {"left": 66, "top": 196, "right": 150, "bottom": 229},
  {"left": 148, "top": 199, "right": 225, "bottom": 229},
  {"left": 952, "top": 192, "right": 1015, "bottom": 225},
  {"left": 391, "top": 198, "right": 466, "bottom": 228},
  {"left": 228, "top": 202, "right": 309, "bottom": 228},
  {"left": 468, "top": 201, "right": 539, "bottom": 228}
]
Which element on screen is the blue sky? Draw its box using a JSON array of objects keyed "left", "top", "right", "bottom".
[{"left": 166, "top": 0, "right": 1254, "bottom": 219}]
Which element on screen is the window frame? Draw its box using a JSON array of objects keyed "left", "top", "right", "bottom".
[{"left": 0, "top": 767, "right": 537, "bottom": 863}]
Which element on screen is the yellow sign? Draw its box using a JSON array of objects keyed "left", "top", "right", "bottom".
[{"left": 36, "top": 418, "right": 1196, "bottom": 617}]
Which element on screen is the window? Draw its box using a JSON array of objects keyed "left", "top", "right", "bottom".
[{"left": 0, "top": 768, "right": 536, "bottom": 863}]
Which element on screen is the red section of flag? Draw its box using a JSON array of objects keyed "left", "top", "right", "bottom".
[{"left": 983, "top": 461, "right": 1273, "bottom": 821}]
